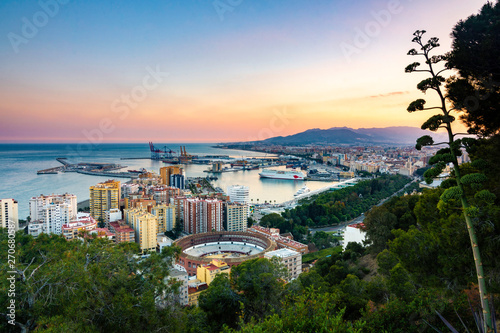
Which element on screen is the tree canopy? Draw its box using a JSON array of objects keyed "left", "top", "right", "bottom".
[
  {"left": 447, "top": 1, "right": 500, "bottom": 136},
  {"left": 0, "top": 231, "right": 183, "bottom": 332}
]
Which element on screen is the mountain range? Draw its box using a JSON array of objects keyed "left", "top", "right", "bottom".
[{"left": 241, "top": 126, "right": 447, "bottom": 146}]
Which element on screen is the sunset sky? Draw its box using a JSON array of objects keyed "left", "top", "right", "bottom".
[{"left": 0, "top": 0, "right": 489, "bottom": 143}]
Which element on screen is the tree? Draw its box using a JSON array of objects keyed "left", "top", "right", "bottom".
[
  {"left": 363, "top": 205, "right": 397, "bottom": 254},
  {"left": 166, "top": 219, "right": 184, "bottom": 240},
  {"left": 405, "top": 30, "right": 493, "bottom": 330},
  {"left": 235, "top": 290, "right": 365, "bottom": 333},
  {"left": 198, "top": 275, "right": 241, "bottom": 332},
  {"left": 259, "top": 213, "right": 285, "bottom": 228},
  {"left": 447, "top": 1, "right": 500, "bottom": 136},
  {"left": 388, "top": 227, "right": 440, "bottom": 285},
  {"left": 247, "top": 217, "right": 255, "bottom": 228},
  {"left": 376, "top": 249, "right": 399, "bottom": 277},
  {"left": 0, "top": 231, "right": 183, "bottom": 332},
  {"left": 230, "top": 257, "right": 288, "bottom": 322},
  {"left": 311, "top": 231, "right": 337, "bottom": 250},
  {"left": 97, "top": 217, "right": 106, "bottom": 228}
]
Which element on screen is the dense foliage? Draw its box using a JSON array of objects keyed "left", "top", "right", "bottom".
[
  {"left": 447, "top": 1, "right": 500, "bottom": 136},
  {"left": 196, "top": 257, "right": 288, "bottom": 332},
  {"left": 0, "top": 232, "right": 183, "bottom": 332},
  {"left": 405, "top": 7, "right": 499, "bottom": 326},
  {"left": 283, "top": 174, "right": 411, "bottom": 228}
]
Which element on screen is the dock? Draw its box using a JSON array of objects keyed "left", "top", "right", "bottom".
[{"left": 37, "top": 158, "right": 139, "bottom": 179}]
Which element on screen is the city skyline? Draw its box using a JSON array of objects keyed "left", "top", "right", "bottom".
[{"left": 0, "top": 0, "right": 487, "bottom": 143}]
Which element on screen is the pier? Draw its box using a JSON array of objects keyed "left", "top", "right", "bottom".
[{"left": 37, "top": 158, "right": 139, "bottom": 179}]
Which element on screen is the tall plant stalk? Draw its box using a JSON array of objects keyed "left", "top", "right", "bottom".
[{"left": 405, "top": 30, "right": 492, "bottom": 332}]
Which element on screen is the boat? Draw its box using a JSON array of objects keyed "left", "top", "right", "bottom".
[
  {"left": 242, "top": 164, "right": 260, "bottom": 170},
  {"left": 162, "top": 158, "right": 180, "bottom": 164},
  {"left": 259, "top": 169, "right": 305, "bottom": 180},
  {"left": 294, "top": 185, "right": 311, "bottom": 197},
  {"left": 128, "top": 168, "right": 147, "bottom": 174},
  {"left": 230, "top": 160, "right": 249, "bottom": 167}
]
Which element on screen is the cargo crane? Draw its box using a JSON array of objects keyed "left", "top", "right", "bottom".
[
  {"left": 179, "top": 145, "right": 193, "bottom": 163},
  {"left": 149, "top": 142, "right": 176, "bottom": 160}
]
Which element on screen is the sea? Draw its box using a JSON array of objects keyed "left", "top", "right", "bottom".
[{"left": 0, "top": 143, "right": 339, "bottom": 219}]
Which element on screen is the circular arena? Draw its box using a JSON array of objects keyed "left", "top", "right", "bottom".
[{"left": 175, "top": 231, "right": 277, "bottom": 276}]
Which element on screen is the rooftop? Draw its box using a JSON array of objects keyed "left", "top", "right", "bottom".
[
  {"left": 170, "top": 268, "right": 188, "bottom": 278},
  {"left": 264, "top": 248, "right": 300, "bottom": 258}
]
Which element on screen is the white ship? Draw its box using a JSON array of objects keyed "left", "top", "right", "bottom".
[
  {"left": 259, "top": 169, "right": 305, "bottom": 180},
  {"left": 294, "top": 185, "right": 311, "bottom": 197}
]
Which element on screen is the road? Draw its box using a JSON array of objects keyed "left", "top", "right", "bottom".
[{"left": 309, "top": 215, "right": 365, "bottom": 235}]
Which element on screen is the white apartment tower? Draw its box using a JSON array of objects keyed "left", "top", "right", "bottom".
[
  {"left": 1, "top": 199, "right": 19, "bottom": 231},
  {"left": 227, "top": 185, "right": 249, "bottom": 205},
  {"left": 29, "top": 193, "right": 77, "bottom": 221},
  {"left": 28, "top": 194, "right": 77, "bottom": 236}
]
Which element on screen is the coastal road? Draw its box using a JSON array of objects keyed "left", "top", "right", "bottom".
[
  {"left": 309, "top": 215, "right": 365, "bottom": 235},
  {"left": 309, "top": 179, "right": 418, "bottom": 235}
]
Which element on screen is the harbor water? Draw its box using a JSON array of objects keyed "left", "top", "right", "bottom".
[{"left": 0, "top": 143, "right": 339, "bottom": 219}]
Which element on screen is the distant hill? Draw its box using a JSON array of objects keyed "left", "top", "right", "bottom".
[{"left": 241, "top": 126, "right": 446, "bottom": 145}]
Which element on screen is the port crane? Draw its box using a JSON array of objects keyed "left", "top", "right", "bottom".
[
  {"left": 149, "top": 142, "right": 177, "bottom": 160},
  {"left": 179, "top": 146, "right": 193, "bottom": 163}
]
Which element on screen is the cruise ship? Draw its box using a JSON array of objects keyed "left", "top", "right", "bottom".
[{"left": 259, "top": 169, "right": 305, "bottom": 180}]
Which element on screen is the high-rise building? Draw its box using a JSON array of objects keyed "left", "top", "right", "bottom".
[
  {"left": 29, "top": 193, "right": 77, "bottom": 222},
  {"left": 152, "top": 185, "right": 181, "bottom": 204},
  {"left": 171, "top": 196, "right": 187, "bottom": 223},
  {"left": 0, "top": 199, "right": 18, "bottom": 231},
  {"left": 170, "top": 174, "right": 185, "bottom": 190},
  {"left": 89, "top": 180, "right": 121, "bottom": 222},
  {"left": 264, "top": 248, "right": 302, "bottom": 281},
  {"left": 124, "top": 208, "right": 158, "bottom": 252},
  {"left": 183, "top": 198, "right": 223, "bottom": 234},
  {"left": 227, "top": 185, "right": 249, "bottom": 205},
  {"left": 224, "top": 202, "right": 248, "bottom": 232},
  {"left": 151, "top": 204, "right": 176, "bottom": 233},
  {"left": 160, "top": 166, "right": 182, "bottom": 186},
  {"left": 28, "top": 194, "right": 77, "bottom": 236}
]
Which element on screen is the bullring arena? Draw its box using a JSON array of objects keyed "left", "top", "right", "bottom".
[{"left": 175, "top": 231, "right": 277, "bottom": 276}]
